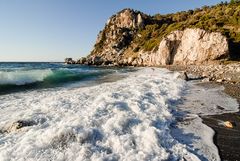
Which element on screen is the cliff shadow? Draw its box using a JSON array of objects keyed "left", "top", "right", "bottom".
[
  {"left": 228, "top": 39, "right": 240, "bottom": 61},
  {"left": 169, "top": 40, "right": 182, "bottom": 65}
]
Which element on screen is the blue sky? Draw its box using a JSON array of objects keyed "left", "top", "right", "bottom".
[{"left": 0, "top": 0, "right": 227, "bottom": 62}]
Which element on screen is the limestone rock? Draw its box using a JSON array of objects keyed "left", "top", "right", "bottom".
[
  {"left": 66, "top": 6, "right": 237, "bottom": 67},
  {"left": 127, "top": 57, "right": 133, "bottom": 65},
  {"left": 89, "top": 9, "right": 149, "bottom": 64},
  {"left": 148, "top": 28, "right": 229, "bottom": 66},
  {"left": 114, "top": 9, "right": 145, "bottom": 29}
]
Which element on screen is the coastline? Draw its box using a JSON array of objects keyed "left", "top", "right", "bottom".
[
  {"left": 2, "top": 67, "right": 218, "bottom": 160},
  {"left": 202, "top": 83, "right": 240, "bottom": 161},
  {"left": 0, "top": 63, "right": 239, "bottom": 160},
  {"left": 166, "top": 65, "right": 240, "bottom": 161}
]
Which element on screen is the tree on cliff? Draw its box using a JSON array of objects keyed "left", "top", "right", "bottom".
[{"left": 230, "top": 0, "right": 240, "bottom": 4}]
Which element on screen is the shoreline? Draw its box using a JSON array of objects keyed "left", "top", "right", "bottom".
[
  {"left": 0, "top": 64, "right": 239, "bottom": 160},
  {"left": 1, "top": 67, "right": 216, "bottom": 160},
  {"left": 202, "top": 83, "right": 240, "bottom": 161},
  {"left": 166, "top": 65, "right": 240, "bottom": 161}
]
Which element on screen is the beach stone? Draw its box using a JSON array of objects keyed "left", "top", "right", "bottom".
[
  {"left": 6, "top": 120, "right": 37, "bottom": 132},
  {"left": 132, "top": 60, "right": 138, "bottom": 66},
  {"left": 202, "top": 78, "right": 210, "bottom": 82},
  {"left": 224, "top": 121, "right": 234, "bottom": 128},
  {"left": 128, "top": 57, "right": 133, "bottom": 65},
  {"left": 113, "top": 62, "right": 119, "bottom": 66},
  {"left": 216, "top": 79, "right": 223, "bottom": 83},
  {"left": 202, "top": 71, "right": 210, "bottom": 77},
  {"left": 179, "top": 72, "right": 189, "bottom": 81}
]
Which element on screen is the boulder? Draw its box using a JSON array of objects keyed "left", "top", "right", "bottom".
[
  {"left": 127, "top": 57, "right": 133, "bottom": 65},
  {"left": 6, "top": 120, "right": 37, "bottom": 133},
  {"left": 132, "top": 60, "right": 138, "bottom": 66},
  {"left": 123, "top": 59, "right": 128, "bottom": 65}
]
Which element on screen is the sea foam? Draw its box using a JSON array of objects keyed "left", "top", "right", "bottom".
[{"left": 0, "top": 68, "right": 237, "bottom": 161}]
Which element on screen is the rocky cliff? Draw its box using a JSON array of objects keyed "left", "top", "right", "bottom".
[
  {"left": 147, "top": 28, "right": 229, "bottom": 66},
  {"left": 67, "top": 2, "right": 240, "bottom": 66},
  {"left": 87, "top": 9, "right": 150, "bottom": 65}
]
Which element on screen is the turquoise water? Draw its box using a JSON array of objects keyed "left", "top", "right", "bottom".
[{"left": 0, "top": 62, "right": 132, "bottom": 95}]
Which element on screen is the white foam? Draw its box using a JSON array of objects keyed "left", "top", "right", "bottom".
[
  {"left": 170, "top": 79, "right": 239, "bottom": 161},
  {"left": 0, "top": 69, "right": 53, "bottom": 85},
  {"left": 0, "top": 68, "right": 237, "bottom": 161},
  {"left": 178, "top": 82, "right": 239, "bottom": 115}
]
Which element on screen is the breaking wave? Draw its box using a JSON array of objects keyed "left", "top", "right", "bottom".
[
  {"left": 1, "top": 68, "right": 236, "bottom": 160},
  {"left": 0, "top": 68, "right": 109, "bottom": 94},
  {"left": 0, "top": 69, "right": 53, "bottom": 85}
]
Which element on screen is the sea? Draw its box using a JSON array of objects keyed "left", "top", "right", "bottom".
[{"left": 0, "top": 62, "right": 238, "bottom": 161}]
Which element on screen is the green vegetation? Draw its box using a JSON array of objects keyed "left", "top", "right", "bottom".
[
  {"left": 134, "top": 1, "right": 240, "bottom": 55},
  {"left": 93, "top": 1, "right": 240, "bottom": 60}
]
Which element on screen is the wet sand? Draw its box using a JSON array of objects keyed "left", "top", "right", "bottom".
[
  {"left": 202, "top": 83, "right": 240, "bottom": 161},
  {"left": 166, "top": 65, "right": 240, "bottom": 160}
]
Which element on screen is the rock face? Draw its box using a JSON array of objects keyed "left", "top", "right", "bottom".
[
  {"left": 148, "top": 28, "right": 229, "bottom": 66},
  {"left": 73, "top": 9, "right": 231, "bottom": 66},
  {"left": 89, "top": 9, "right": 149, "bottom": 64}
]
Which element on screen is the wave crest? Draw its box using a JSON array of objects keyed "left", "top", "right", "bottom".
[{"left": 0, "top": 69, "right": 53, "bottom": 85}]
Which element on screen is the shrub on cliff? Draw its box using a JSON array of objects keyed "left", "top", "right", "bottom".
[
  {"left": 92, "top": 1, "right": 240, "bottom": 60},
  {"left": 133, "top": 1, "right": 240, "bottom": 53}
]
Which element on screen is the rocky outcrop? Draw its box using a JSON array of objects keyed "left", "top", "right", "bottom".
[
  {"left": 70, "top": 9, "right": 233, "bottom": 66},
  {"left": 147, "top": 28, "right": 229, "bottom": 66},
  {"left": 65, "top": 58, "right": 76, "bottom": 64},
  {"left": 89, "top": 9, "right": 149, "bottom": 64},
  {"left": 81, "top": 27, "right": 230, "bottom": 66},
  {"left": 76, "top": 57, "right": 87, "bottom": 64}
]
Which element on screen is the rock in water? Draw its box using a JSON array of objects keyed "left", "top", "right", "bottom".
[
  {"left": 6, "top": 120, "right": 37, "bottom": 132},
  {"left": 65, "top": 58, "right": 76, "bottom": 64}
]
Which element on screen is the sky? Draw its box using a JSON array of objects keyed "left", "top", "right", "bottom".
[{"left": 0, "top": 0, "right": 228, "bottom": 62}]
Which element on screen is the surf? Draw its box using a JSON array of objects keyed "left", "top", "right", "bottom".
[
  {"left": 0, "top": 67, "right": 112, "bottom": 95},
  {"left": 1, "top": 68, "right": 236, "bottom": 161},
  {"left": 0, "top": 69, "right": 53, "bottom": 85}
]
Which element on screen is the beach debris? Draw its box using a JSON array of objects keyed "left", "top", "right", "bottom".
[{"left": 223, "top": 121, "right": 233, "bottom": 128}]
